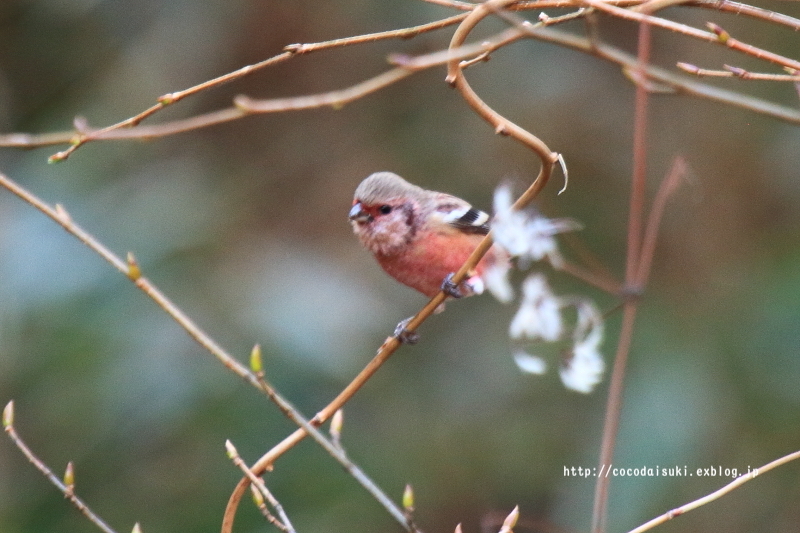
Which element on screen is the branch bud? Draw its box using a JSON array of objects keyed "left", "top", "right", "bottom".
[
  {"left": 63, "top": 461, "right": 75, "bottom": 495},
  {"left": 126, "top": 252, "right": 141, "bottom": 281},
  {"left": 250, "top": 483, "right": 265, "bottom": 507},
  {"left": 706, "top": 22, "right": 730, "bottom": 43},
  {"left": 330, "top": 408, "right": 344, "bottom": 444},
  {"left": 402, "top": 483, "right": 415, "bottom": 512},
  {"left": 724, "top": 65, "right": 747, "bottom": 78},
  {"left": 499, "top": 505, "right": 519, "bottom": 533},
  {"left": 225, "top": 439, "right": 238, "bottom": 459},
  {"left": 250, "top": 344, "right": 263, "bottom": 375},
  {"left": 48, "top": 151, "right": 69, "bottom": 164},
  {"left": 3, "top": 400, "right": 14, "bottom": 428},
  {"left": 54, "top": 204, "right": 72, "bottom": 223}
]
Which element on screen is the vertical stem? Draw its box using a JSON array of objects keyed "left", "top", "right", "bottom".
[
  {"left": 625, "top": 27, "right": 651, "bottom": 284},
  {"left": 590, "top": 301, "right": 639, "bottom": 533},
  {"left": 591, "top": 19, "right": 652, "bottom": 533}
]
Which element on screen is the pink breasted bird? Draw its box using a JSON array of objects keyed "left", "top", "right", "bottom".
[{"left": 349, "top": 172, "right": 507, "bottom": 324}]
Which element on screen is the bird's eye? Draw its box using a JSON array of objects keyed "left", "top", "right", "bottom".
[{"left": 378, "top": 205, "right": 393, "bottom": 215}]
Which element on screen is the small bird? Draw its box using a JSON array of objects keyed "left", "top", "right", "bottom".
[{"left": 349, "top": 172, "right": 506, "bottom": 303}]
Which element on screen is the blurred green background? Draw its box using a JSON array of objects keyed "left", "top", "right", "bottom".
[{"left": 1, "top": 1, "right": 800, "bottom": 532}]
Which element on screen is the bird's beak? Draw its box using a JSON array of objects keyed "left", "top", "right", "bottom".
[{"left": 349, "top": 202, "right": 372, "bottom": 223}]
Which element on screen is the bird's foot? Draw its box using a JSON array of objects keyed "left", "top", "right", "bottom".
[
  {"left": 394, "top": 317, "right": 420, "bottom": 345},
  {"left": 441, "top": 273, "right": 464, "bottom": 299}
]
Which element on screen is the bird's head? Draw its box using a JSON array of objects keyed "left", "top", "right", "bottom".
[{"left": 349, "top": 172, "right": 424, "bottom": 255}]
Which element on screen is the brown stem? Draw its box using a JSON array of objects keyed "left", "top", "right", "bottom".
[
  {"left": 591, "top": 18, "right": 652, "bottom": 533},
  {"left": 4, "top": 402, "right": 119, "bottom": 533},
  {"left": 635, "top": 156, "right": 687, "bottom": 286},
  {"left": 222, "top": 5, "right": 566, "bottom": 529},
  {"left": 556, "top": 260, "right": 623, "bottom": 295},
  {"left": 582, "top": 0, "right": 800, "bottom": 71},
  {"left": 628, "top": 449, "right": 800, "bottom": 533}
]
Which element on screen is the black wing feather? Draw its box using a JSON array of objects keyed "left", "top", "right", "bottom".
[{"left": 449, "top": 207, "right": 491, "bottom": 235}]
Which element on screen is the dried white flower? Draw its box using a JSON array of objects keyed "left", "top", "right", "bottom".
[
  {"left": 483, "top": 262, "right": 514, "bottom": 303},
  {"left": 559, "top": 300, "right": 605, "bottom": 393},
  {"left": 513, "top": 350, "right": 547, "bottom": 375},
  {"left": 492, "top": 184, "right": 534, "bottom": 257},
  {"left": 508, "top": 274, "right": 562, "bottom": 342},
  {"left": 559, "top": 343, "right": 604, "bottom": 393},
  {"left": 491, "top": 183, "right": 581, "bottom": 267},
  {"left": 490, "top": 182, "right": 604, "bottom": 392}
]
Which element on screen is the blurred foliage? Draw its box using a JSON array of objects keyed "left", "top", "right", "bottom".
[{"left": 1, "top": 1, "right": 800, "bottom": 533}]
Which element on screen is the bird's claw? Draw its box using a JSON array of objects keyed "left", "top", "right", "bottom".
[
  {"left": 394, "top": 317, "right": 420, "bottom": 345},
  {"left": 441, "top": 273, "right": 464, "bottom": 299}
]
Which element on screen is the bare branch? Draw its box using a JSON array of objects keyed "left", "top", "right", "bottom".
[
  {"left": 635, "top": 156, "right": 688, "bottom": 287},
  {"left": 225, "top": 440, "right": 296, "bottom": 533},
  {"left": 4, "top": 401, "right": 120, "bottom": 533},
  {"left": 513, "top": 25, "right": 800, "bottom": 124},
  {"left": 2, "top": 0, "right": 797, "bottom": 155},
  {"left": 628, "top": 449, "right": 800, "bottom": 533},
  {"left": 0, "top": 171, "right": 422, "bottom": 533},
  {"left": 581, "top": 0, "right": 800, "bottom": 71},
  {"left": 678, "top": 62, "right": 800, "bottom": 81}
]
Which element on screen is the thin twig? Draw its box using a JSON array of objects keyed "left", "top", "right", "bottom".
[
  {"left": 514, "top": 25, "right": 800, "bottom": 124},
  {"left": 419, "top": 0, "right": 478, "bottom": 10},
  {"left": 446, "top": 0, "right": 558, "bottom": 166},
  {"left": 234, "top": 68, "right": 416, "bottom": 112},
  {"left": 2, "top": 0, "right": 797, "bottom": 152},
  {"left": 220, "top": 340, "right": 431, "bottom": 533},
  {"left": 225, "top": 440, "right": 296, "bottom": 533},
  {"left": 455, "top": 2, "right": 800, "bottom": 124},
  {"left": 43, "top": 13, "right": 477, "bottom": 160},
  {"left": 687, "top": 0, "right": 800, "bottom": 31},
  {"left": 581, "top": 0, "right": 800, "bottom": 71},
  {"left": 677, "top": 62, "right": 800, "bottom": 81},
  {"left": 277, "top": 0, "right": 800, "bottom": 34},
  {"left": 0, "top": 26, "right": 524, "bottom": 149},
  {"left": 283, "top": 13, "right": 469, "bottom": 53},
  {"left": 244, "top": 364, "right": 422, "bottom": 533},
  {"left": 235, "top": 33, "right": 522, "bottom": 112},
  {"left": 18, "top": 14, "right": 474, "bottom": 158},
  {"left": 0, "top": 172, "right": 418, "bottom": 533},
  {"left": 0, "top": 173, "right": 266, "bottom": 391},
  {"left": 47, "top": 51, "right": 295, "bottom": 162},
  {"left": 635, "top": 156, "right": 687, "bottom": 286},
  {"left": 556, "top": 260, "right": 622, "bottom": 295},
  {"left": 222, "top": 5, "right": 565, "bottom": 525},
  {"left": 3, "top": 401, "right": 120, "bottom": 533},
  {"left": 591, "top": 17, "right": 653, "bottom": 533},
  {"left": 592, "top": 157, "right": 686, "bottom": 531},
  {"left": 627, "top": 449, "right": 800, "bottom": 533}
]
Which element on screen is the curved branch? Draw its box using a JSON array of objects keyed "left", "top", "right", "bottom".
[
  {"left": 222, "top": 6, "right": 566, "bottom": 529},
  {"left": 3, "top": 0, "right": 797, "bottom": 153},
  {"left": 0, "top": 171, "right": 420, "bottom": 533},
  {"left": 446, "top": 0, "right": 559, "bottom": 196}
]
